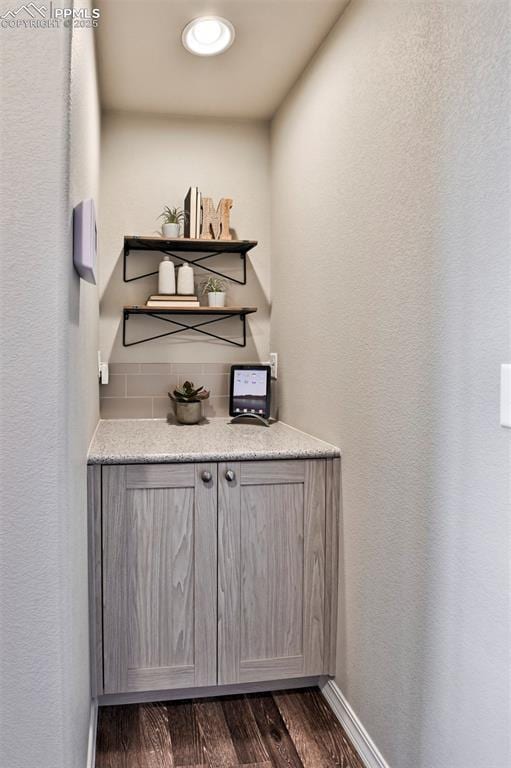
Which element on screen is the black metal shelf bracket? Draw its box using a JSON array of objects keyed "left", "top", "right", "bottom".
[
  {"left": 123, "top": 242, "right": 247, "bottom": 285},
  {"left": 123, "top": 310, "right": 248, "bottom": 348}
]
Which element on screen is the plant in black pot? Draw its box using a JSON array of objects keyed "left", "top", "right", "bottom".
[{"left": 169, "top": 381, "right": 210, "bottom": 424}]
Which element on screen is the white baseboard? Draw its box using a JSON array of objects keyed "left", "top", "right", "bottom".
[
  {"left": 321, "top": 680, "right": 390, "bottom": 768},
  {"left": 86, "top": 699, "right": 98, "bottom": 768}
]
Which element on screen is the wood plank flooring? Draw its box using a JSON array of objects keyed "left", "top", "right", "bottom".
[{"left": 96, "top": 687, "right": 365, "bottom": 768}]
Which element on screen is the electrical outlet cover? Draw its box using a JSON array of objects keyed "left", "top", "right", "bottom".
[{"left": 270, "top": 352, "right": 278, "bottom": 380}]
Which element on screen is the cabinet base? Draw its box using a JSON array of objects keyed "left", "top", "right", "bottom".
[{"left": 98, "top": 675, "right": 332, "bottom": 707}]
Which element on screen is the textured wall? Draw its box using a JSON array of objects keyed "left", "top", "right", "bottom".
[
  {"left": 68, "top": 2, "right": 101, "bottom": 762},
  {"left": 271, "top": 1, "right": 510, "bottom": 766},
  {"left": 100, "top": 111, "right": 270, "bottom": 363},
  {"left": 0, "top": 6, "right": 99, "bottom": 767}
]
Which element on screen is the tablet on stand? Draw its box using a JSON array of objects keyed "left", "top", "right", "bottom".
[{"left": 229, "top": 365, "right": 271, "bottom": 427}]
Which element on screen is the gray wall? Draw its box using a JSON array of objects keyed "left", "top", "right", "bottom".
[
  {"left": 271, "top": 1, "right": 510, "bottom": 766},
  {"left": 99, "top": 111, "right": 271, "bottom": 364},
  {"left": 0, "top": 7, "right": 99, "bottom": 767}
]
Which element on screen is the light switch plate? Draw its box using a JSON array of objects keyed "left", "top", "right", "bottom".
[{"left": 500, "top": 364, "right": 511, "bottom": 427}]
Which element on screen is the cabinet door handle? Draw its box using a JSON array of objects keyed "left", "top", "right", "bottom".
[
  {"left": 225, "top": 469, "right": 236, "bottom": 482},
  {"left": 201, "top": 470, "right": 212, "bottom": 483}
]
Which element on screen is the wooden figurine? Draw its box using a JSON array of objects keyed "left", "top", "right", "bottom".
[{"left": 200, "top": 197, "right": 233, "bottom": 240}]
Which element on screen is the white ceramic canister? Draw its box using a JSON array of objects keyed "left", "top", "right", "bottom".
[
  {"left": 158, "top": 255, "right": 176, "bottom": 294},
  {"left": 177, "top": 263, "right": 195, "bottom": 295}
]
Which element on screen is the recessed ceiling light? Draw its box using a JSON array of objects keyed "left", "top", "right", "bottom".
[{"left": 182, "top": 16, "right": 235, "bottom": 57}]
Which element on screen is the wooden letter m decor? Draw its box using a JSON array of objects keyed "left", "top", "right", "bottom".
[{"left": 200, "top": 197, "right": 233, "bottom": 241}]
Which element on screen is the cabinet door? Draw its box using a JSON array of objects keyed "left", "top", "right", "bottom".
[
  {"left": 102, "top": 463, "right": 217, "bottom": 694},
  {"left": 218, "top": 459, "right": 326, "bottom": 684}
]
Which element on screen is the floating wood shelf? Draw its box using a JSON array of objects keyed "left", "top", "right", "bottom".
[
  {"left": 122, "top": 305, "right": 257, "bottom": 348},
  {"left": 123, "top": 236, "right": 258, "bottom": 285}
]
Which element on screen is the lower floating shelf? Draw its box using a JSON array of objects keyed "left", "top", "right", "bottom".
[{"left": 122, "top": 305, "right": 257, "bottom": 348}]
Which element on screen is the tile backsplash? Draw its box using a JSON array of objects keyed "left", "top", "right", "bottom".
[{"left": 100, "top": 362, "right": 232, "bottom": 419}]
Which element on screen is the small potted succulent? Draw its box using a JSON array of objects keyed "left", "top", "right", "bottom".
[
  {"left": 169, "top": 381, "right": 210, "bottom": 424},
  {"left": 158, "top": 206, "right": 188, "bottom": 238},
  {"left": 202, "top": 276, "right": 227, "bottom": 307}
]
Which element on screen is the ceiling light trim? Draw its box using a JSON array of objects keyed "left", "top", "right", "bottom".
[{"left": 182, "top": 16, "right": 236, "bottom": 57}]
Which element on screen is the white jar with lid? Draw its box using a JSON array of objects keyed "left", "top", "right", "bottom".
[
  {"left": 158, "top": 255, "right": 175, "bottom": 294},
  {"left": 177, "top": 263, "right": 194, "bottom": 295}
]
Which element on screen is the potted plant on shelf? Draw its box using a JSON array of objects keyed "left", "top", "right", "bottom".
[
  {"left": 202, "top": 276, "right": 227, "bottom": 307},
  {"left": 168, "top": 381, "right": 210, "bottom": 424},
  {"left": 158, "top": 206, "right": 188, "bottom": 238}
]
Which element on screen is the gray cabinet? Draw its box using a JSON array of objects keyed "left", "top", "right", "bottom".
[
  {"left": 101, "top": 463, "right": 217, "bottom": 694},
  {"left": 89, "top": 457, "right": 339, "bottom": 698},
  {"left": 218, "top": 460, "right": 329, "bottom": 684}
]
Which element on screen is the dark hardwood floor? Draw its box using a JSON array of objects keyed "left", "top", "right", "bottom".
[{"left": 96, "top": 687, "right": 365, "bottom": 768}]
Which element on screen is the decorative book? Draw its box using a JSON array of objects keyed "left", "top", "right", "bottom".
[
  {"left": 184, "top": 187, "right": 201, "bottom": 238},
  {"left": 148, "top": 295, "right": 198, "bottom": 301},
  {"left": 146, "top": 300, "right": 200, "bottom": 308}
]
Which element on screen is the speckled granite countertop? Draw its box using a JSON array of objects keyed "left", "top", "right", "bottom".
[{"left": 88, "top": 418, "right": 340, "bottom": 464}]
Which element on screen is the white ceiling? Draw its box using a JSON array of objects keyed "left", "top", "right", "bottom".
[{"left": 96, "top": 0, "right": 348, "bottom": 120}]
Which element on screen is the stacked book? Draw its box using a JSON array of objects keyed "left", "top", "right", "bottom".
[
  {"left": 146, "top": 294, "right": 200, "bottom": 309},
  {"left": 184, "top": 186, "right": 202, "bottom": 239}
]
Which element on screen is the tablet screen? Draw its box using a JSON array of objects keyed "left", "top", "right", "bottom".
[{"left": 229, "top": 365, "right": 271, "bottom": 419}]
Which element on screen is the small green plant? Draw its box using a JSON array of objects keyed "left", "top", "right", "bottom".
[
  {"left": 202, "top": 276, "right": 226, "bottom": 294},
  {"left": 158, "top": 206, "right": 188, "bottom": 225},
  {"left": 169, "top": 381, "right": 210, "bottom": 403}
]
